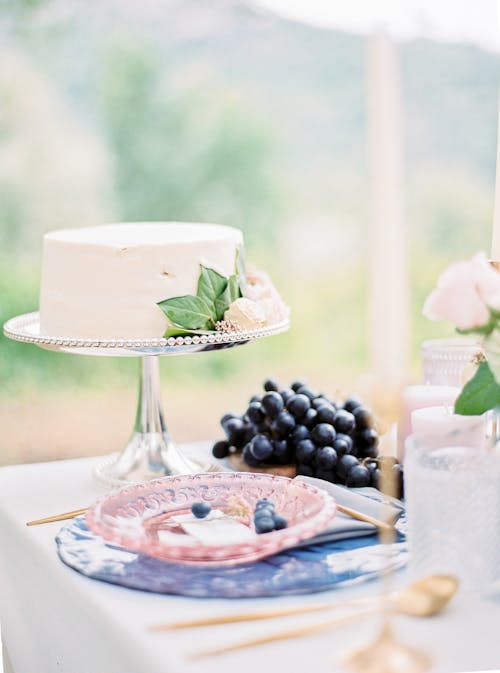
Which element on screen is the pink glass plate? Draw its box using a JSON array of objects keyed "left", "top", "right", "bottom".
[{"left": 85, "top": 472, "right": 337, "bottom": 566}]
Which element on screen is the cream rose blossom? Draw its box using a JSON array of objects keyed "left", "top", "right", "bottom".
[
  {"left": 243, "top": 264, "right": 289, "bottom": 324},
  {"left": 224, "top": 298, "right": 267, "bottom": 330}
]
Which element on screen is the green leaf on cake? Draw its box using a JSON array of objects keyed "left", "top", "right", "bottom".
[
  {"left": 197, "top": 266, "right": 228, "bottom": 312},
  {"left": 454, "top": 361, "right": 500, "bottom": 415},
  {"left": 235, "top": 245, "right": 246, "bottom": 291},
  {"left": 157, "top": 295, "right": 214, "bottom": 330},
  {"left": 214, "top": 274, "right": 242, "bottom": 320}
]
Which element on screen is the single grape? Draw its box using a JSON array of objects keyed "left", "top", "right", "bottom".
[
  {"left": 353, "top": 406, "right": 374, "bottom": 429},
  {"left": 393, "top": 463, "right": 405, "bottom": 499},
  {"left": 291, "top": 379, "right": 308, "bottom": 392},
  {"left": 315, "top": 445, "right": 338, "bottom": 470},
  {"left": 346, "top": 464, "right": 371, "bottom": 487},
  {"left": 360, "top": 427, "right": 379, "bottom": 448},
  {"left": 274, "top": 410, "right": 296, "bottom": 436},
  {"left": 221, "top": 413, "right": 237, "bottom": 428},
  {"left": 333, "top": 433, "right": 353, "bottom": 456},
  {"left": 311, "top": 423, "right": 336, "bottom": 446},
  {"left": 191, "top": 502, "right": 211, "bottom": 518},
  {"left": 249, "top": 394, "right": 262, "bottom": 404},
  {"left": 333, "top": 410, "right": 356, "bottom": 434},
  {"left": 263, "top": 377, "right": 280, "bottom": 392},
  {"left": 249, "top": 434, "right": 273, "bottom": 461},
  {"left": 315, "top": 404, "right": 336, "bottom": 425},
  {"left": 261, "top": 391, "right": 284, "bottom": 418},
  {"left": 295, "top": 439, "right": 316, "bottom": 465},
  {"left": 242, "top": 443, "right": 261, "bottom": 467},
  {"left": 291, "top": 424, "right": 310, "bottom": 446},
  {"left": 254, "top": 506, "right": 275, "bottom": 520},
  {"left": 212, "top": 440, "right": 230, "bottom": 459},
  {"left": 224, "top": 417, "right": 247, "bottom": 447},
  {"left": 343, "top": 396, "right": 363, "bottom": 413},
  {"left": 246, "top": 402, "right": 265, "bottom": 424},
  {"left": 280, "top": 388, "right": 295, "bottom": 403},
  {"left": 337, "top": 454, "right": 360, "bottom": 480},
  {"left": 296, "top": 386, "right": 316, "bottom": 401},
  {"left": 303, "top": 408, "right": 318, "bottom": 428},
  {"left": 286, "top": 393, "right": 311, "bottom": 419},
  {"left": 272, "top": 438, "right": 292, "bottom": 464}
]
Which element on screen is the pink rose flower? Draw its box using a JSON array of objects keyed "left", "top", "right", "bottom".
[{"left": 423, "top": 253, "right": 500, "bottom": 330}]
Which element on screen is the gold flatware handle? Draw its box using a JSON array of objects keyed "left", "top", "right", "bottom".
[
  {"left": 190, "top": 607, "right": 377, "bottom": 658},
  {"left": 336, "top": 504, "right": 393, "bottom": 531},
  {"left": 26, "top": 508, "right": 88, "bottom": 526},
  {"left": 151, "top": 604, "right": 332, "bottom": 630}
]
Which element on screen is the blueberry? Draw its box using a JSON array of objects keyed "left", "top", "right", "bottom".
[
  {"left": 296, "top": 386, "right": 316, "bottom": 401},
  {"left": 315, "top": 445, "right": 338, "bottom": 470},
  {"left": 272, "top": 514, "right": 288, "bottom": 530},
  {"left": 280, "top": 388, "right": 295, "bottom": 403},
  {"left": 249, "top": 434, "right": 273, "bottom": 461},
  {"left": 291, "top": 424, "right": 310, "bottom": 446},
  {"left": 242, "top": 443, "right": 261, "bottom": 467},
  {"left": 296, "top": 439, "right": 316, "bottom": 465},
  {"left": 286, "top": 393, "right": 311, "bottom": 419},
  {"left": 255, "top": 516, "right": 275, "bottom": 534},
  {"left": 315, "top": 404, "right": 336, "bottom": 425},
  {"left": 261, "top": 392, "right": 284, "bottom": 418},
  {"left": 191, "top": 502, "right": 211, "bottom": 518},
  {"left": 272, "top": 438, "right": 292, "bottom": 464},
  {"left": 274, "top": 410, "right": 296, "bottom": 436},
  {"left": 333, "top": 434, "right": 353, "bottom": 456},
  {"left": 263, "top": 377, "right": 280, "bottom": 392},
  {"left": 337, "top": 454, "right": 360, "bottom": 480},
  {"left": 256, "top": 498, "right": 275, "bottom": 510},
  {"left": 303, "top": 408, "right": 318, "bottom": 428},
  {"left": 343, "top": 396, "right": 363, "bottom": 413},
  {"left": 353, "top": 407, "right": 374, "bottom": 429},
  {"left": 291, "top": 379, "right": 308, "bottom": 392},
  {"left": 311, "top": 423, "right": 336, "bottom": 446},
  {"left": 333, "top": 410, "right": 355, "bottom": 434},
  {"left": 223, "top": 417, "right": 247, "bottom": 447},
  {"left": 246, "top": 402, "right": 265, "bottom": 424},
  {"left": 346, "top": 464, "right": 371, "bottom": 487},
  {"left": 296, "top": 463, "right": 315, "bottom": 477},
  {"left": 212, "top": 440, "right": 230, "bottom": 459},
  {"left": 254, "top": 507, "right": 274, "bottom": 520}
]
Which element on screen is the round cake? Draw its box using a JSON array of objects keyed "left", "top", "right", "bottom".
[{"left": 39, "top": 222, "right": 244, "bottom": 338}]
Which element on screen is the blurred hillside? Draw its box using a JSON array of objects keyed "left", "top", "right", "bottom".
[{"left": 0, "top": 0, "right": 498, "bottom": 462}]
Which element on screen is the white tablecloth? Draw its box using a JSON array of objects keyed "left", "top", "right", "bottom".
[{"left": 0, "top": 451, "right": 499, "bottom": 673}]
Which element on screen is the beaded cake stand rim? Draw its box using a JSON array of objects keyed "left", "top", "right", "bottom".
[{"left": 3, "top": 311, "right": 290, "bottom": 353}]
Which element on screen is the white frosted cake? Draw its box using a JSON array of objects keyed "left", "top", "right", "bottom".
[{"left": 39, "top": 222, "right": 244, "bottom": 338}]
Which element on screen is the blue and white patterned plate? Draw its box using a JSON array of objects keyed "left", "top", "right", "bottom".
[{"left": 56, "top": 516, "right": 407, "bottom": 598}]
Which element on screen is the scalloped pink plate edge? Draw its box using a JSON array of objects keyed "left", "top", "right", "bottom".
[{"left": 85, "top": 472, "right": 337, "bottom": 566}]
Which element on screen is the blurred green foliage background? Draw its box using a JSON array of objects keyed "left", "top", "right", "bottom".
[{"left": 0, "top": 0, "right": 498, "bottom": 462}]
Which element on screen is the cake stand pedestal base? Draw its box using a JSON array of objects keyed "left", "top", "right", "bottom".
[{"left": 93, "top": 356, "right": 201, "bottom": 488}]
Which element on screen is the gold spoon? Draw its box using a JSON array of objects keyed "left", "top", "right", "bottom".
[{"left": 189, "top": 575, "right": 458, "bottom": 659}]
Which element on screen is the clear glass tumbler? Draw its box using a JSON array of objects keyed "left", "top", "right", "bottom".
[
  {"left": 405, "top": 435, "right": 500, "bottom": 595},
  {"left": 421, "top": 337, "right": 482, "bottom": 387}
]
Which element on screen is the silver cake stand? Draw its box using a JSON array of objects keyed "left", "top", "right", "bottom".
[{"left": 3, "top": 312, "right": 289, "bottom": 487}]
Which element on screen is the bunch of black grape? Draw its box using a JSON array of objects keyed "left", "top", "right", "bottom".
[{"left": 212, "top": 378, "right": 404, "bottom": 496}]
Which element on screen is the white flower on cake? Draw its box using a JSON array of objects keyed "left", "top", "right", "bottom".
[
  {"left": 224, "top": 297, "right": 266, "bottom": 330},
  {"left": 243, "top": 265, "right": 290, "bottom": 324}
]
